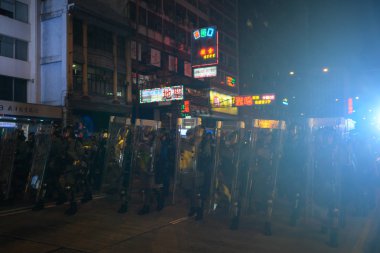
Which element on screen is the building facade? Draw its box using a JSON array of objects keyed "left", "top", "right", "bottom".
[
  {"left": 1, "top": 0, "right": 239, "bottom": 132},
  {"left": 0, "top": 0, "right": 62, "bottom": 130}
]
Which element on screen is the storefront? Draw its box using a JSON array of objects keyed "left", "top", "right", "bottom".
[{"left": 0, "top": 100, "right": 62, "bottom": 136}]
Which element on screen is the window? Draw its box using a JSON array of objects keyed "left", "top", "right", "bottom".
[
  {"left": 87, "top": 66, "right": 113, "bottom": 96},
  {"left": 0, "top": 0, "right": 28, "bottom": 23},
  {"left": 15, "top": 39, "right": 27, "bottom": 60},
  {"left": 128, "top": 1, "right": 136, "bottom": 22},
  {"left": 0, "top": 0, "right": 14, "bottom": 19},
  {"left": 139, "top": 7, "right": 146, "bottom": 25},
  {"left": 0, "top": 75, "right": 27, "bottom": 102},
  {"left": 15, "top": 1, "right": 27, "bottom": 23},
  {"left": 0, "top": 35, "right": 13, "bottom": 58},
  {"left": 117, "top": 73, "right": 126, "bottom": 97},
  {"left": 0, "top": 75, "right": 12, "bottom": 100},
  {"left": 118, "top": 36, "right": 125, "bottom": 59},
  {"left": 13, "top": 77, "right": 26, "bottom": 102},
  {"left": 73, "top": 19, "right": 83, "bottom": 46},
  {"left": 73, "top": 63, "right": 82, "bottom": 92},
  {"left": 87, "top": 25, "right": 112, "bottom": 53},
  {"left": 0, "top": 34, "right": 28, "bottom": 61},
  {"left": 147, "top": 12, "right": 162, "bottom": 32}
]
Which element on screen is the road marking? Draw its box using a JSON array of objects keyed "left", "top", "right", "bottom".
[
  {"left": 170, "top": 216, "right": 189, "bottom": 225},
  {"left": 0, "top": 195, "right": 106, "bottom": 217}
]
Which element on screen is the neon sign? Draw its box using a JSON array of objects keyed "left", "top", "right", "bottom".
[
  {"left": 226, "top": 76, "right": 236, "bottom": 87},
  {"left": 232, "top": 94, "right": 276, "bottom": 107},
  {"left": 181, "top": 100, "right": 190, "bottom": 113},
  {"left": 348, "top": 98, "right": 353, "bottom": 114},
  {"left": 193, "top": 27, "right": 215, "bottom": 40},
  {"left": 140, "top": 86, "right": 184, "bottom": 104},
  {"left": 191, "top": 26, "right": 218, "bottom": 67}
]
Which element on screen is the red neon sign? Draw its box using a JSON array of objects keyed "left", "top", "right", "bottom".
[
  {"left": 348, "top": 98, "right": 353, "bottom": 114},
  {"left": 232, "top": 94, "right": 276, "bottom": 107},
  {"left": 182, "top": 100, "right": 190, "bottom": 113}
]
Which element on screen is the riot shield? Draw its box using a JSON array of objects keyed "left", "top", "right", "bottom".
[
  {"left": 128, "top": 119, "right": 161, "bottom": 209},
  {"left": 102, "top": 117, "right": 132, "bottom": 195},
  {"left": 303, "top": 118, "right": 348, "bottom": 225},
  {"left": 208, "top": 121, "right": 246, "bottom": 228},
  {"left": 25, "top": 125, "right": 53, "bottom": 201},
  {"left": 0, "top": 128, "right": 18, "bottom": 201},
  {"left": 172, "top": 118, "right": 203, "bottom": 210},
  {"left": 245, "top": 119, "right": 286, "bottom": 234}
]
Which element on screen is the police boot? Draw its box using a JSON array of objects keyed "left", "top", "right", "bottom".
[
  {"left": 188, "top": 207, "right": 196, "bottom": 217},
  {"left": 264, "top": 221, "right": 272, "bottom": 236},
  {"left": 195, "top": 207, "right": 204, "bottom": 221},
  {"left": 118, "top": 203, "right": 128, "bottom": 213},
  {"left": 81, "top": 191, "right": 93, "bottom": 204},
  {"left": 229, "top": 216, "right": 239, "bottom": 230},
  {"left": 65, "top": 201, "right": 78, "bottom": 216},
  {"left": 118, "top": 190, "right": 128, "bottom": 213},
  {"left": 32, "top": 200, "right": 45, "bottom": 211},
  {"left": 138, "top": 205, "right": 150, "bottom": 215},
  {"left": 56, "top": 194, "right": 67, "bottom": 205},
  {"left": 156, "top": 189, "right": 165, "bottom": 211}
]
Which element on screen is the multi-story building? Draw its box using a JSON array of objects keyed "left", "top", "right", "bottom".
[
  {"left": 40, "top": 0, "right": 133, "bottom": 131},
  {"left": 0, "top": 0, "right": 61, "bottom": 131},
  {"left": 1, "top": 0, "right": 239, "bottom": 132},
  {"left": 126, "top": 0, "right": 239, "bottom": 128}
]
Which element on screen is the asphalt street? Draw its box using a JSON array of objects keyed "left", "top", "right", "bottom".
[{"left": 0, "top": 196, "right": 378, "bottom": 253}]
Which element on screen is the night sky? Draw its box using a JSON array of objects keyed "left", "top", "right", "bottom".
[{"left": 239, "top": 0, "right": 380, "bottom": 108}]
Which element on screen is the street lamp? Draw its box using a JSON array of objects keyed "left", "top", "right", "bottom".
[
  {"left": 323, "top": 67, "right": 329, "bottom": 73},
  {"left": 289, "top": 71, "right": 295, "bottom": 76}
]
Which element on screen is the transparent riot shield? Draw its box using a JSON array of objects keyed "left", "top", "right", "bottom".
[
  {"left": 172, "top": 118, "right": 203, "bottom": 209},
  {"left": 303, "top": 118, "right": 348, "bottom": 227},
  {"left": 0, "top": 128, "right": 18, "bottom": 201},
  {"left": 245, "top": 119, "right": 286, "bottom": 234},
  {"left": 25, "top": 125, "right": 53, "bottom": 202},
  {"left": 128, "top": 119, "right": 161, "bottom": 210},
  {"left": 208, "top": 121, "right": 246, "bottom": 228},
  {"left": 102, "top": 116, "right": 132, "bottom": 195}
]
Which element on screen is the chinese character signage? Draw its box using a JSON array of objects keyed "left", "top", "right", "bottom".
[
  {"left": 193, "top": 66, "right": 217, "bottom": 78},
  {"left": 226, "top": 76, "right": 236, "bottom": 87},
  {"left": 232, "top": 93, "right": 276, "bottom": 107},
  {"left": 209, "top": 90, "right": 238, "bottom": 115},
  {"left": 140, "top": 86, "right": 184, "bottom": 104},
  {"left": 191, "top": 26, "right": 218, "bottom": 68}
]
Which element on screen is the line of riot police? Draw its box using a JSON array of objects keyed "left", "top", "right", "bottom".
[{"left": 1, "top": 116, "right": 378, "bottom": 245}]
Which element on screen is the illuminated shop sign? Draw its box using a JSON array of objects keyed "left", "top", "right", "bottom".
[
  {"left": 348, "top": 98, "right": 353, "bottom": 114},
  {"left": 226, "top": 76, "right": 236, "bottom": 87},
  {"left": 254, "top": 119, "right": 286, "bottom": 130},
  {"left": 191, "top": 26, "right": 218, "bottom": 68},
  {"left": 0, "top": 100, "right": 62, "bottom": 118},
  {"left": 232, "top": 93, "right": 276, "bottom": 107},
  {"left": 181, "top": 100, "right": 191, "bottom": 117},
  {"left": 140, "top": 85, "right": 184, "bottom": 104},
  {"left": 0, "top": 122, "right": 17, "bottom": 128},
  {"left": 209, "top": 90, "right": 238, "bottom": 115},
  {"left": 193, "top": 66, "right": 217, "bottom": 78},
  {"left": 181, "top": 100, "right": 190, "bottom": 113}
]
